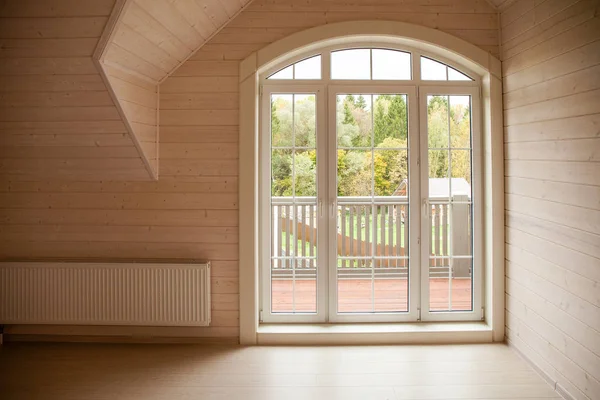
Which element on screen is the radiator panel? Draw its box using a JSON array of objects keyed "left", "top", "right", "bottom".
[{"left": 0, "top": 262, "right": 211, "bottom": 326}]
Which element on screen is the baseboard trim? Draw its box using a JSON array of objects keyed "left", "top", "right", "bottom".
[
  {"left": 507, "top": 339, "right": 573, "bottom": 400},
  {"left": 5, "top": 334, "right": 238, "bottom": 345}
]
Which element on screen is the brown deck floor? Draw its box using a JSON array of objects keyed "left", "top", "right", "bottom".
[{"left": 272, "top": 278, "right": 472, "bottom": 313}]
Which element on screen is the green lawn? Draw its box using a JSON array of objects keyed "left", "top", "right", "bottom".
[{"left": 277, "top": 211, "right": 451, "bottom": 260}]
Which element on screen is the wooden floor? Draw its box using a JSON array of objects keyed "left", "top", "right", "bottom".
[{"left": 0, "top": 342, "right": 559, "bottom": 400}]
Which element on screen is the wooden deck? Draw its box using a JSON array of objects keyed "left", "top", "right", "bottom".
[{"left": 272, "top": 278, "right": 472, "bottom": 313}]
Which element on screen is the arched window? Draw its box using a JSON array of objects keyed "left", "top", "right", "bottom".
[{"left": 259, "top": 44, "right": 483, "bottom": 324}]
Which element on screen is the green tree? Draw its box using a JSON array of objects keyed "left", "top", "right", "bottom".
[
  {"left": 343, "top": 101, "right": 355, "bottom": 125},
  {"left": 374, "top": 138, "right": 408, "bottom": 196},
  {"left": 356, "top": 95, "right": 367, "bottom": 110},
  {"left": 373, "top": 95, "right": 407, "bottom": 146}
]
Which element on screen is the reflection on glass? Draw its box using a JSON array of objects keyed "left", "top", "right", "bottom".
[
  {"left": 372, "top": 49, "right": 411, "bottom": 80},
  {"left": 331, "top": 49, "right": 371, "bottom": 79},
  {"left": 294, "top": 55, "right": 321, "bottom": 79},
  {"left": 336, "top": 94, "right": 372, "bottom": 147}
]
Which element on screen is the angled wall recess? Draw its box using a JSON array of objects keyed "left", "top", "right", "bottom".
[{"left": 94, "top": 0, "right": 253, "bottom": 180}]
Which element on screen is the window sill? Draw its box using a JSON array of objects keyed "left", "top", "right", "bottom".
[{"left": 257, "top": 322, "right": 493, "bottom": 345}]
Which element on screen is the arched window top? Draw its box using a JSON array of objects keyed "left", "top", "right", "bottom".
[
  {"left": 421, "top": 56, "right": 472, "bottom": 81},
  {"left": 265, "top": 45, "right": 476, "bottom": 82},
  {"left": 268, "top": 55, "right": 321, "bottom": 80}
]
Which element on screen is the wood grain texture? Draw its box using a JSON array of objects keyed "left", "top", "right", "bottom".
[
  {"left": 0, "top": 0, "right": 150, "bottom": 181},
  {"left": 0, "top": 0, "right": 500, "bottom": 342},
  {"left": 0, "top": 343, "right": 559, "bottom": 399},
  {"left": 97, "top": 0, "right": 253, "bottom": 178},
  {"left": 501, "top": 1, "right": 600, "bottom": 400}
]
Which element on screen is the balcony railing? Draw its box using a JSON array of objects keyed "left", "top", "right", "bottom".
[{"left": 270, "top": 196, "right": 472, "bottom": 280}]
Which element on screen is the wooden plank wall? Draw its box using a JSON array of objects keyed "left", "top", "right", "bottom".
[
  {"left": 99, "top": 0, "right": 253, "bottom": 176},
  {"left": 0, "top": 0, "right": 150, "bottom": 181},
  {"left": 501, "top": 1, "right": 600, "bottom": 399},
  {"left": 1, "top": 0, "right": 499, "bottom": 342}
]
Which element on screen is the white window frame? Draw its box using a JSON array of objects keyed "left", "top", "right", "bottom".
[
  {"left": 259, "top": 45, "right": 484, "bottom": 324},
  {"left": 418, "top": 86, "right": 483, "bottom": 322},
  {"left": 239, "top": 21, "right": 505, "bottom": 345},
  {"left": 326, "top": 85, "right": 420, "bottom": 323},
  {"left": 260, "top": 85, "right": 328, "bottom": 323}
]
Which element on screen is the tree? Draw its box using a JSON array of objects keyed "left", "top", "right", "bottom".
[
  {"left": 343, "top": 101, "right": 355, "bottom": 125},
  {"left": 373, "top": 95, "right": 407, "bottom": 146},
  {"left": 374, "top": 138, "right": 408, "bottom": 196},
  {"left": 356, "top": 95, "right": 367, "bottom": 110}
]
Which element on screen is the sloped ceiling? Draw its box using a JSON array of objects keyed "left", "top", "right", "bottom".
[{"left": 96, "top": 0, "right": 252, "bottom": 179}]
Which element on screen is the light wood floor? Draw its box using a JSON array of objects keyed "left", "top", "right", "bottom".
[{"left": 0, "top": 342, "right": 559, "bottom": 400}]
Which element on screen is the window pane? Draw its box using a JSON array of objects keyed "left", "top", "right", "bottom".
[
  {"left": 271, "top": 94, "right": 293, "bottom": 147},
  {"left": 451, "top": 151, "right": 472, "bottom": 196},
  {"left": 271, "top": 149, "right": 292, "bottom": 196},
  {"left": 294, "top": 150, "right": 317, "bottom": 197},
  {"left": 337, "top": 150, "right": 372, "bottom": 197},
  {"left": 338, "top": 259, "right": 373, "bottom": 313},
  {"left": 372, "top": 49, "right": 411, "bottom": 80},
  {"left": 421, "top": 57, "right": 447, "bottom": 80},
  {"left": 374, "top": 149, "right": 408, "bottom": 197},
  {"left": 294, "top": 94, "right": 316, "bottom": 147},
  {"left": 373, "top": 94, "right": 408, "bottom": 146},
  {"left": 331, "top": 49, "right": 370, "bottom": 79},
  {"left": 268, "top": 65, "right": 293, "bottom": 79},
  {"left": 294, "top": 55, "right": 321, "bottom": 79},
  {"left": 427, "top": 95, "right": 449, "bottom": 149},
  {"left": 336, "top": 94, "right": 372, "bottom": 147},
  {"left": 448, "top": 67, "right": 472, "bottom": 81},
  {"left": 449, "top": 95, "right": 471, "bottom": 149}
]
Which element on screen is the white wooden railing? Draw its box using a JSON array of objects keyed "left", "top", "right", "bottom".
[{"left": 271, "top": 196, "right": 472, "bottom": 279}]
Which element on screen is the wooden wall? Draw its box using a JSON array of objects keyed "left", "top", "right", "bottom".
[
  {"left": 501, "top": 1, "right": 600, "bottom": 399},
  {"left": 1, "top": 0, "right": 499, "bottom": 342},
  {"left": 0, "top": 0, "right": 151, "bottom": 181},
  {"left": 99, "top": 0, "right": 253, "bottom": 177}
]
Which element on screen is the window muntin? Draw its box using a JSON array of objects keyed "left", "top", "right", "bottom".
[
  {"left": 331, "top": 49, "right": 371, "bottom": 79},
  {"left": 261, "top": 46, "right": 481, "bottom": 324},
  {"left": 268, "top": 55, "right": 322, "bottom": 80},
  {"left": 335, "top": 93, "right": 410, "bottom": 313},
  {"left": 331, "top": 48, "right": 412, "bottom": 80},
  {"left": 270, "top": 93, "right": 319, "bottom": 314},
  {"left": 425, "top": 94, "right": 474, "bottom": 312},
  {"left": 372, "top": 49, "right": 411, "bottom": 80}
]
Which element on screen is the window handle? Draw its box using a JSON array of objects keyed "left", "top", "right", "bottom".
[
  {"left": 319, "top": 200, "right": 323, "bottom": 218},
  {"left": 422, "top": 199, "right": 430, "bottom": 217}
]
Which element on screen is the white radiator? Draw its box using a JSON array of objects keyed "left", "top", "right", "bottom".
[{"left": 0, "top": 262, "right": 211, "bottom": 326}]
